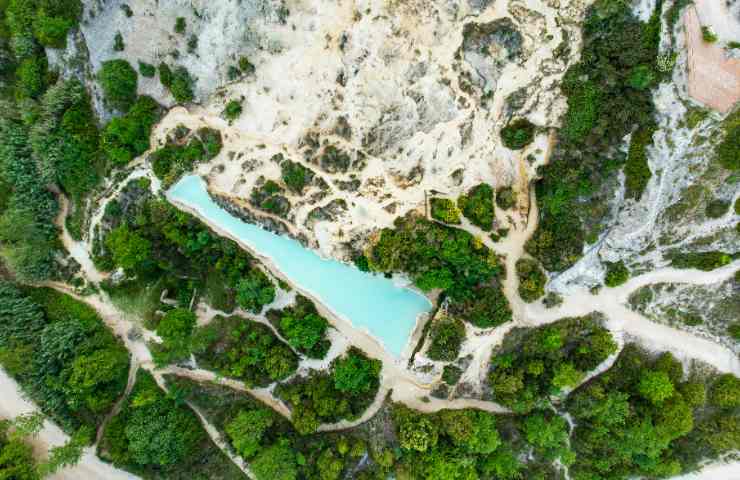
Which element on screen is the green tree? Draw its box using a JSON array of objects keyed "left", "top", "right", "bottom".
[
  {"left": 394, "top": 406, "right": 439, "bottom": 452},
  {"left": 225, "top": 409, "right": 274, "bottom": 459},
  {"left": 65, "top": 348, "right": 129, "bottom": 413},
  {"left": 638, "top": 370, "right": 675, "bottom": 405},
  {"left": 710, "top": 374, "right": 740, "bottom": 408},
  {"left": 332, "top": 349, "right": 381, "bottom": 394},
  {"left": 98, "top": 60, "right": 138, "bottom": 112},
  {"left": 251, "top": 441, "right": 297, "bottom": 480},
  {"left": 105, "top": 225, "right": 151, "bottom": 272},
  {"left": 236, "top": 271, "right": 275, "bottom": 312},
  {"left": 279, "top": 313, "right": 327, "bottom": 352}
]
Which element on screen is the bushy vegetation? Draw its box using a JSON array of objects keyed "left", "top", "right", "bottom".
[
  {"left": 368, "top": 214, "right": 510, "bottom": 329},
  {"left": 427, "top": 316, "right": 465, "bottom": 361},
  {"left": 150, "top": 127, "right": 222, "bottom": 184},
  {"left": 667, "top": 250, "right": 733, "bottom": 271},
  {"left": 250, "top": 180, "right": 291, "bottom": 217},
  {"left": 457, "top": 183, "right": 495, "bottom": 230},
  {"left": 159, "top": 64, "right": 194, "bottom": 103},
  {"left": 138, "top": 61, "right": 156, "bottom": 78},
  {"left": 430, "top": 198, "right": 461, "bottom": 224},
  {"left": 96, "top": 181, "right": 274, "bottom": 318},
  {"left": 0, "top": 415, "right": 40, "bottom": 479},
  {"left": 495, "top": 186, "right": 515, "bottom": 210},
  {"left": 516, "top": 258, "right": 547, "bottom": 303},
  {"left": 151, "top": 308, "right": 197, "bottom": 366},
  {"left": 624, "top": 123, "right": 655, "bottom": 199},
  {"left": 604, "top": 260, "right": 630, "bottom": 287},
  {"left": 102, "top": 95, "right": 162, "bottom": 166},
  {"left": 489, "top": 314, "right": 617, "bottom": 413},
  {"left": 194, "top": 315, "right": 298, "bottom": 387},
  {"left": 98, "top": 60, "right": 138, "bottom": 112},
  {"left": 223, "top": 100, "right": 242, "bottom": 121},
  {"left": 6, "top": 0, "right": 82, "bottom": 49},
  {"left": 280, "top": 159, "right": 313, "bottom": 195},
  {"left": 500, "top": 118, "right": 535, "bottom": 150},
  {"left": 99, "top": 370, "right": 244, "bottom": 479},
  {"left": 567, "top": 345, "right": 739, "bottom": 479},
  {"left": 0, "top": 283, "right": 129, "bottom": 434},
  {"left": 528, "top": 0, "right": 662, "bottom": 272},
  {"left": 276, "top": 348, "right": 380, "bottom": 434},
  {"left": 266, "top": 294, "right": 331, "bottom": 359}
]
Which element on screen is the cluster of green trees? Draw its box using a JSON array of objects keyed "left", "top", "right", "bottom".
[
  {"left": 276, "top": 348, "right": 381, "bottom": 434},
  {"left": 515, "top": 258, "right": 547, "bottom": 302},
  {"left": 0, "top": 416, "right": 39, "bottom": 480},
  {"left": 150, "top": 127, "right": 222, "bottom": 184},
  {"left": 103, "top": 95, "right": 162, "bottom": 166},
  {"left": 100, "top": 370, "right": 244, "bottom": 479},
  {"left": 166, "top": 376, "right": 368, "bottom": 480},
  {"left": 527, "top": 0, "right": 663, "bottom": 272},
  {"left": 368, "top": 214, "right": 511, "bottom": 329},
  {"left": 568, "top": 345, "right": 739, "bottom": 479},
  {"left": 250, "top": 179, "right": 292, "bottom": 217},
  {"left": 194, "top": 314, "right": 298, "bottom": 387},
  {"left": 489, "top": 314, "right": 618, "bottom": 413},
  {"left": 0, "top": 283, "right": 129, "bottom": 434},
  {"left": 96, "top": 180, "right": 276, "bottom": 319},
  {"left": 266, "top": 294, "right": 331, "bottom": 359}
]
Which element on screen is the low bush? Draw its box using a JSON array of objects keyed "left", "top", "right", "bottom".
[
  {"left": 150, "top": 128, "right": 222, "bottom": 184},
  {"left": 717, "top": 111, "right": 739, "bottom": 170},
  {"left": 624, "top": 124, "right": 655, "bottom": 199},
  {"left": 250, "top": 180, "right": 291, "bottom": 217},
  {"left": 706, "top": 199, "right": 730, "bottom": 218},
  {"left": 430, "top": 198, "right": 461, "bottom": 224},
  {"left": 223, "top": 100, "right": 242, "bottom": 121},
  {"left": 138, "top": 61, "right": 156, "bottom": 78},
  {"left": 496, "top": 186, "right": 515, "bottom": 210}
]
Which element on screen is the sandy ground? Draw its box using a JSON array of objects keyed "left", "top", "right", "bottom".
[{"left": 685, "top": 4, "right": 740, "bottom": 113}]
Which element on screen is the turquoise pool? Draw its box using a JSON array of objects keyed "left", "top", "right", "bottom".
[{"left": 167, "top": 175, "right": 432, "bottom": 357}]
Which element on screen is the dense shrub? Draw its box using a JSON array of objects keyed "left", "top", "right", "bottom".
[
  {"left": 427, "top": 317, "right": 465, "bottom": 361},
  {"left": 280, "top": 159, "right": 313, "bottom": 194},
  {"left": 250, "top": 180, "right": 291, "bottom": 217},
  {"left": 624, "top": 124, "right": 655, "bottom": 199},
  {"left": 150, "top": 128, "right": 222, "bottom": 184},
  {"left": 668, "top": 250, "right": 733, "bottom": 271},
  {"left": 501, "top": 118, "right": 535, "bottom": 150},
  {"left": 430, "top": 198, "right": 461, "bottom": 224},
  {"left": 16, "top": 54, "right": 47, "bottom": 98},
  {"left": 717, "top": 111, "right": 739, "bottom": 171},
  {"left": 235, "top": 270, "right": 275, "bottom": 313},
  {"left": 447, "top": 284, "right": 512, "bottom": 329},
  {"left": 495, "top": 186, "right": 515, "bottom": 210},
  {"left": 489, "top": 315, "right": 617, "bottom": 412},
  {"left": 516, "top": 258, "right": 546, "bottom": 302},
  {"left": 159, "top": 65, "right": 194, "bottom": 103},
  {"left": 102, "top": 95, "right": 162, "bottom": 166},
  {"left": 705, "top": 199, "right": 730, "bottom": 218},
  {"left": 223, "top": 100, "right": 242, "bottom": 121},
  {"left": 267, "top": 295, "right": 331, "bottom": 359},
  {"left": 276, "top": 348, "right": 380, "bottom": 433},
  {"left": 528, "top": 0, "right": 662, "bottom": 272},
  {"left": 457, "top": 183, "right": 495, "bottom": 230},
  {"left": 98, "top": 60, "right": 138, "bottom": 112},
  {"left": 138, "top": 61, "right": 156, "bottom": 78},
  {"left": 604, "top": 260, "right": 630, "bottom": 287},
  {"left": 194, "top": 315, "right": 298, "bottom": 387},
  {"left": 152, "top": 308, "right": 197, "bottom": 365},
  {"left": 174, "top": 17, "right": 186, "bottom": 34}
]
